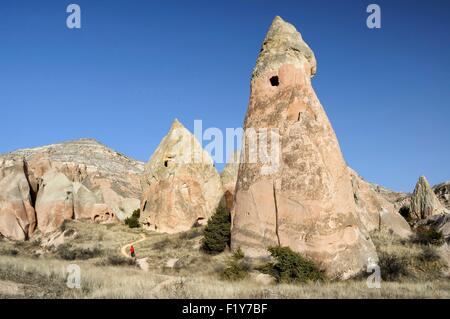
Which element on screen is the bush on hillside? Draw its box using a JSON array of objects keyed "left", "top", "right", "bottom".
[
  {"left": 259, "top": 246, "right": 324, "bottom": 283},
  {"left": 412, "top": 226, "right": 444, "bottom": 246},
  {"left": 220, "top": 249, "right": 251, "bottom": 281},
  {"left": 202, "top": 205, "right": 231, "bottom": 254},
  {"left": 96, "top": 254, "right": 136, "bottom": 267},
  {"left": 417, "top": 245, "right": 441, "bottom": 263},
  {"left": 56, "top": 244, "right": 103, "bottom": 260},
  {"left": 378, "top": 251, "right": 409, "bottom": 281},
  {"left": 124, "top": 209, "right": 141, "bottom": 228}
]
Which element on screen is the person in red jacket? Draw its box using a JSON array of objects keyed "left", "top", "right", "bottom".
[{"left": 130, "top": 245, "right": 135, "bottom": 258}]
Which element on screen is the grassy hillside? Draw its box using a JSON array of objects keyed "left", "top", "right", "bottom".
[{"left": 0, "top": 220, "right": 449, "bottom": 298}]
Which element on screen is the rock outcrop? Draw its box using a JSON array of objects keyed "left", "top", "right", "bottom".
[
  {"left": 140, "top": 119, "right": 223, "bottom": 233},
  {"left": 0, "top": 159, "right": 36, "bottom": 240},
  {"left": 349, "top": 168, "right": 411, "bottom": 238},
  {"left": 410, "top": 176, "right": 446, "bottom": 220},
  {"left": 433, "top": 182, "right": 450, "bottom": 210},
  {"left": 220, "top": 151, "right": 240, "bottom": 210},
  {"left": 417, "top": 213, "right": 450, "bottom": 243},
  {"left": 0, "top": 139, "right": 143, "bottom": 238},
  {"left": 231, "top": 16, "right": 377, "bottom": 279}
]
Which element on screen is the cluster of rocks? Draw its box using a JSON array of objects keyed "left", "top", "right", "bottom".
[
  {"left": 1, "top": 16, "right": 449, "bottom": 279},
  {"left": 0, "top": 139, "right": 143, "bottom": 240}
]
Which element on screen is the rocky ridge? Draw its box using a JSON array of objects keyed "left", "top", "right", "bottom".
[{"left": 0, "top": 139, "right": 143, "bottom": 239}]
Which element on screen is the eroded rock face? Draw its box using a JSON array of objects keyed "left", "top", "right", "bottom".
[
  {"left": 220, "top": 151, "right": 240, "bottom": 211},
  {"left": 433, "top": 182, "right": 450, "bottom": 210},
  {"left": 231, "top": 16, "right": 377, "bottom": 279},
  {"left": 410, "top": 176, "right": 446, "bottom": 220},
  {"left": 0, "top": 139, "right": 143, "bottom": 238},
  {"left": 140, "top": 119, "right": 223, "bottom": 233},
  {"left": 349, "top": 168, "right": 411, "bottom": 238},
  {"left": 0, "top": 159, "right": 36, "bottom": 240},
  {"left": 418, "top": 213, "right": 450, "bottom": 242}
]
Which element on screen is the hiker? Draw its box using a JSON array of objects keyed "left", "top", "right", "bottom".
[{"left": 130, "top": 245, "right": 135, "bottom": 258}]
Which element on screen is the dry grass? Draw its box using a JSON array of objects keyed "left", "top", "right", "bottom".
[
  {"left": 371, "top": 231, "right": 448, "bottom": 281},
  {"left": 0, "top": 221, "right": 449, "bottom": 299}
]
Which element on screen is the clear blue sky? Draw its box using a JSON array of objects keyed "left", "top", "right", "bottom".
[{"left": 0, "top": 0, "right": 449, "bottom": 192}]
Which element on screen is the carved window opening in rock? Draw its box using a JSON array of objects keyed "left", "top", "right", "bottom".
[
  {"left": 143, "top": 200, "right": 147, "bottom": 212},
  {"left": 270, "top": 76, "right": 279, "bottom": 87},
  {"left": 164, "top": 160, "right": 169, "bottom": 167}
]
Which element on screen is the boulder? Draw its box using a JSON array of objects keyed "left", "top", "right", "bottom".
[
  {"left": 231, "top": 16, "right": 377, "bottom": 279},
  {"left": 349, "top": 168, "right": 412, "bottom": 238},
  {"left": 249, "top": 272, "right": 276, "bottom": 285},
  {"left": 140, "top": 119, "right": 223, "bottom": 233},
  {"left": 165, "top": 258, "right": 180, "bottom": 269},
  {"left": 0, "top": 159, "right": 36, "bottom": 240},
  {"left": 410, "top": 176, "right": 446, "bottom": 220}
]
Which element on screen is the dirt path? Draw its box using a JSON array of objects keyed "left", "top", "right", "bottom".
[{"left": 120, "top": 233, "right": 147, "bottom": 258}]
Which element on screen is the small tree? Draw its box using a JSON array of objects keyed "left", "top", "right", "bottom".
[
  {"left": 124, "top": 209, "right": 141, "bottom": 228},
  {"left": 202, "top": 205, "right": 231, "bottom": 254}
]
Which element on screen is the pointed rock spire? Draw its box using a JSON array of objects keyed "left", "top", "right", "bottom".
[
  {"left": 253, "top": 16, "right": 316, "bottom": 79},
  {"left": 140, "top": 119, "right": 223, "bottom": 233},
  {"left": 232, "top": 16, "right": 377, "bottom": 279},
  {"left": 410, "top": 176, "right": 446, "bottom": 220}
]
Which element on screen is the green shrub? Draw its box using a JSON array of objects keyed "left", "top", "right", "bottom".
[
  {"left": 220, "top": 249, "right": 250, "bottom": 281},
  {"left": 233, "top": 248, "right": 245, "bottom": 260},
  {"left": 221, "top": 262, "right": 249, "bottom": 281},
  {"left": 378, "top": 251, "right": 409, "bottom": 281},
  {"left": 124, "top": 209, "right": 141, "bottom": 228},
  {"left": 412, "top": 226, "right": 444, "bottom": 246},
  {"left": 56, "top": 244, "right": 103, "bottom": 260},
  {"left": 259, "top": 246, "right": 324, "bottom": 283},
  {"left": 202, "top": 205, "right": 231, "bottom": 254}
]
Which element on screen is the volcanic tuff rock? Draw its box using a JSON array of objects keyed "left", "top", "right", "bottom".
[
  {"left": 349, "top": 168, "right": 411, "bottom": 238},
  {"left": 220, "top": 151, "right": 240, "bottom": 210},
  {"left": 0, "top": 139, "right": 143, "bottom": 239},
  {"left": 410, "top": 176, "right": 447, "bottom": 220},
  {"left": 433, "top": 182, "right": 450, "bottom": 210},
  {"left": 0, "top": 159, "right": 36, "bottom": 240},
  {"left": 140, "top": 119, "right": 223, "bottom": 233},
  {"left": 231, "top": 16, "right": 377, "bottom": 279}
]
